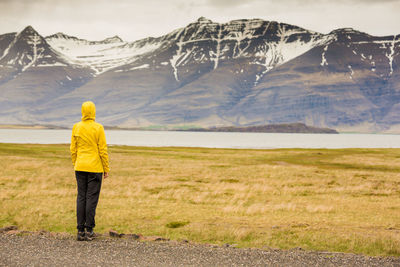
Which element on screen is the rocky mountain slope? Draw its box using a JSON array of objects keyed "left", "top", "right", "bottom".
[{"left": 0, "top": 17, "right": 399, "bottom": 132}]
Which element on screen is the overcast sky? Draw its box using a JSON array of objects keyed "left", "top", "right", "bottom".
[{"left": 0, "top": 0, "right": 399, "bottom": 41}]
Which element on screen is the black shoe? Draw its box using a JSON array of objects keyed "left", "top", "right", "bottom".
[
  {"left": 77, "top": 231, "right": 86, "bottom": 241},
  {"left": 86, "top": 230, "right": 96, "bottom": 241}
]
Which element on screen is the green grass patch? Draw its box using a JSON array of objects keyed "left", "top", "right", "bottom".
[{"left": 165, "top": 221, "right": 190, "bottom": 229}]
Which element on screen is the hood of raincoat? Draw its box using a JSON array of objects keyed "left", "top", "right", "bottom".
[{"left": 81, "top": 101, "right": 96, "bottom": 121}]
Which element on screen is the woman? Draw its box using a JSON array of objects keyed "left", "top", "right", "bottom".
[{"left": 70, "top": 101, "right": 110, "bottom": 241}]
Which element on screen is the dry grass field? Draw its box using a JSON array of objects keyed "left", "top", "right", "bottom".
[{"left": 0, "top": 143, "right": 399, "bottom": 256}]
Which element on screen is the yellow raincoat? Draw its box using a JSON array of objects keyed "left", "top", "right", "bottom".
[{"left": 70, "top": 101, "right": 110, "bottom": 173}]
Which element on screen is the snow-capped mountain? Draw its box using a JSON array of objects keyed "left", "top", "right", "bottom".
[
  {"left": 159, "top": 17, "right": 332, "bottom": 82},
  {"left": 0, "top": 26, "right": 68, "bottom": 70},
  {"left": 0, "top": 18, "right": 399, "bottom": 132},
  {"left": 44, "top": 17, "right": 332, "bottom": 77},
  {"left": 0, "top": 26, "right": 93, "bottom": 122}
]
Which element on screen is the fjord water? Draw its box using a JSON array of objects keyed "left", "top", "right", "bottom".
[{"left": 0, "top": 129, "right": 400, "bottom": 148}]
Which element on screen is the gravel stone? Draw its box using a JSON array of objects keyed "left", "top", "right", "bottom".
[{"left": 0, "top": 233, "right": 399, "bottom": 267}]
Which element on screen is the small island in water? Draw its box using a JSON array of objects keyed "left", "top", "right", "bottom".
[{"left": 179, "top": 123, "right": 338, "bottom": 134}]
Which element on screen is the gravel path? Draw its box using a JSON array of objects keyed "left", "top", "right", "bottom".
[{"left": 0, "top": 233, "right": 399, "bottom": 267}]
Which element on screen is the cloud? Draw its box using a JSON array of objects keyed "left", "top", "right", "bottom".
[
  {"left": 206, "top": 0, "right": 260, "bottom": 7},
  {"left": 207, "top": 0, "right": 400, "bottom": 7},
  {"left": 0, "top": 0, "right": 398, "bottom": 41}
]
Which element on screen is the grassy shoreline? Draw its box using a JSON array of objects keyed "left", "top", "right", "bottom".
[{"left": 0, "top": 143, "right": 399, "bottom": 256}]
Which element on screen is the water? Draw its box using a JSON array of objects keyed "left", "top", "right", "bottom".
[{"left": 0, "top": 129, "right": 399, "bottom": 149}]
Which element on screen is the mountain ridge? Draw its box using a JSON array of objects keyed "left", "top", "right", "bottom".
[{"left": 0, "top": 18, "right": 399, "bottom": 133}]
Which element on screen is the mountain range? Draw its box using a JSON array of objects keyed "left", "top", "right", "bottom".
[{"left": 0, "top": 17, "right": 399, "bottom": 132}]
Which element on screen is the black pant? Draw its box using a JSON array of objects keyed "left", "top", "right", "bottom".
[{"left": 75, "top": 171, "right": 102, "bottom": 232}]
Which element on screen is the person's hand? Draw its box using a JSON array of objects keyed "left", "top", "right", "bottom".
[{"left": 104, "top": 172, "right": 109, "bottom": 179}]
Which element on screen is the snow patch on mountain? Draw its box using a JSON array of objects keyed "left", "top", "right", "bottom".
[
  {"left": 46, "top": 34, "right": 161, "bottom": 74},
  {"left": 36, "top": 62, "right": 68, "bottom": 67},
  {"left": 275, "top": 26, "right": 330, "bottom": 63},
  {"left": 169, "top": 28, "right": 186, "bottom": 81},
  {"left": 251, "top": 26, "right": 332, "bottom": 85},
  {"left": 211, "top": 25, "right": 222, "bottom": 69},
  {"left": 22, "top": 34, "right": 42, "bottom": 71},
  {"left": 348, "top": 65, "right": 354, "bottom": 80},
  {"left": 130, "top": 64, "right": 149, "bottom": 71},
  {"left": 321, "top": 45, "right": 329, "bottom": 66},
  {"left": 387, "top": 36, "right": 397, "bottom": 76}
]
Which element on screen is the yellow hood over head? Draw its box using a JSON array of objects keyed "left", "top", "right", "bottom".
[{"left": 81, "top": 101, "right": 96, "bottom": 121}]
